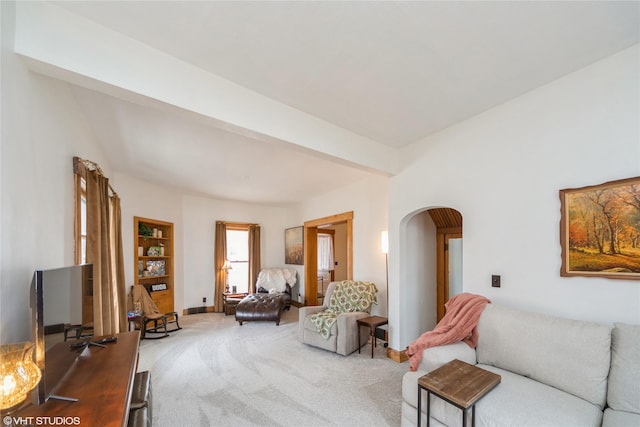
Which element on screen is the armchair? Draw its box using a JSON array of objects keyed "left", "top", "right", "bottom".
[{"left": 299, "top": 280, "right": 377, "bottom": 356}]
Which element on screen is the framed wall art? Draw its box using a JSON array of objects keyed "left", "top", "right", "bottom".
[
  {"left": 560, "top": 176, "right": 640, "bottom": 279},
  {"left": 285, "top": 226, "right": 304, "bottom": 265}
]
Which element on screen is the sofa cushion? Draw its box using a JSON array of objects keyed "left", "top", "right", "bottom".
[
  {"left": 602, "top": 408, "right": 640, "bottom": 427},
  {"left": 402, "top": 365, "right": 603, "bottom": 427},
  {"left": 607, "top": 322, "right": 640, "bottom": 413},
  {"left": 476, "top": 304, "right": 610, "bottom": 408},
  {"left": 474, "top": 365, "right": 603, "bottom": 427},
  {"left": 402, "top": 370, "right": 426, "bottom": 409},
  {"left": 415, "top": 342, "right": 477, "bottom": 373}
]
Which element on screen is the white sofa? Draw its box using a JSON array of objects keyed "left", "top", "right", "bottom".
[{"left": 401, "top": 304, "right": 640, "bottom": 427}]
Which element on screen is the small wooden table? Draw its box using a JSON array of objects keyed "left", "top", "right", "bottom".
[
  {"left": 127, "top": 314, "right": 144, "bottom": 334},
  {"left": 223, "top": 292, "right": 248, "bottom": 316},
  {"left": 356, "top": 315, "right": 388, "bottom": 358},
  {"left": 417, "top": 359, "right": 501, "bottom": 427}
]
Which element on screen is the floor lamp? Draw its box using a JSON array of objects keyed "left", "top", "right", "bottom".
[
  {"left": 381, "top": 231, "right": 389, "bottom": 347},
  {"left": 381, "top": 231, "right": 389, "bottom": 315}
]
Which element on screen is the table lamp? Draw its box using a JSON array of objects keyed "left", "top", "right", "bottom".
[
  {"left": 0, "top": 342, "right": 42, "bottom": 411},
  {"left": 222, "top": 260, "right": 233, "bottom": 293}
]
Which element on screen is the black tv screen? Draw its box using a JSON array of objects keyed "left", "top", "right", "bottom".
[{"left": 31, "top": 264, "right": 93, "bottom": 404}]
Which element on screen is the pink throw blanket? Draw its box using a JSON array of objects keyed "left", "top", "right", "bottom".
[{"left": 406, "top": 293, "right": 490, "bottom": 371}]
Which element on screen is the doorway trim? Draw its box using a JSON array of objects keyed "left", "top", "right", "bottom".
[
  {"left": 303, "top": 211, "right": 353, "bottom": 306},
  {"left": 427, "top": 208, "right": 463, "bottom": 321}
]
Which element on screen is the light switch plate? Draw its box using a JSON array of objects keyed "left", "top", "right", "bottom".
[{"left": 491, "top": 275, "right": 501, "bottom": 288}]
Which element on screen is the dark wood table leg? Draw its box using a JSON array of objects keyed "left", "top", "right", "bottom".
[
  {"left": 472, "top": 404, "right": 475, "bottom": 427},
  {"left": 370, "top": 325, "right": 375, "bottom": 358},
  {"left": 426, "top": 389, "right": 431, "bottom": 427},
  {"left": 417, "top": 385, "right": 422, "bottom": 427},
  {"left": 463, "top": 404, "right": 467, "bottom": 427}
]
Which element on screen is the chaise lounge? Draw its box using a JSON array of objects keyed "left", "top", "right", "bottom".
[{"left": 235, "top": 267, "right": 296, "bottom": 326}]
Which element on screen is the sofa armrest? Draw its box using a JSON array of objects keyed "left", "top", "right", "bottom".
[
  {"left": 299, "top": 305, "right": 325, "bottom": 318},
  {"left": 336, "top": 311, "right": 370, "bottom": 356},
  {"left": 416, "top": 342, "right": 477, "bottom": 373},
  {"left": 336, "top": 311, "right": 369, "bottom": 329},
  {"left": 298, "top": 305, "right": 325, "bottom": 342}
]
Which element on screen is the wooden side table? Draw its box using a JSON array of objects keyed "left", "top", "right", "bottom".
[
  {"left": 223, "top": 292, "right": 248, "bottom": 316},
  {"left": 127, "top": 315, "right": 144, "bottom": 334},
  {"left": 417, "top": 359, "right": 501, "bottom": 427},
  {"left": 356, "top": 315, "right": 388, "bottom": 358}
]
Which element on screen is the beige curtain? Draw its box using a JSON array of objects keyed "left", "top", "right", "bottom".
[
  {"left": 248, "top": 224, "right": 261, "bottom": 293},
  {"left": 76, "top": 157, "right": 126, "bottom": 336},
  {"left": 214, "top": 221, "right": 228, "bottom": 313},
  {"left": 109, "top": 196, "right": 127, "bottom": 331}
]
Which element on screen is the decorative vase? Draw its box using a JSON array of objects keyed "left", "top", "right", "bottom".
[{"left": 0, "top": 342, "right": 42, "bottom": 410}]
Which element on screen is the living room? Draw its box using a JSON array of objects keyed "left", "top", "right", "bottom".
[{"left": 1, "top": 1, "right": 639, "bottom": 425}]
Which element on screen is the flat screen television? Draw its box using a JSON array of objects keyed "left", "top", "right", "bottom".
[{"left": 31, "top": 264, "right": 93, "bottom": 404}]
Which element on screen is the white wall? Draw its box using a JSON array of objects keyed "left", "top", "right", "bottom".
[
  {"left": 290, "top": 175, "right": 389, "bottom": 316},
  {"left": 180, "top": 194, "right": 288, "bottom": 310},
  {"left": 115, "top": 173, "right": 293, "bottom": 312},
  {"left": 1, "top": 1, "right": 110, "bottom": 343},
  {"left": 389, "top": 45, "right": 640, "bottom": 349},
  {"left": 113, "top": 173, "right": 185, "bottom": 311}
]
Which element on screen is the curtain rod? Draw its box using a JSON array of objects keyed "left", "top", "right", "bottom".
[
  {"left": 73, "top": 156, "right": 118, "bottom": 197},
  {"left": 216, "top": 220, "right": 260, "bottom": 227}
]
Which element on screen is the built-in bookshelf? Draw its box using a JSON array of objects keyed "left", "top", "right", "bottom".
[{"left": 134, "top": 216, "right": 174, "bottom": 315}]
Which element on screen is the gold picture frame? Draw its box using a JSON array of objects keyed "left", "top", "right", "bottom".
[{"left": 560, "top": 176, "right": 640, "bottom": 279}]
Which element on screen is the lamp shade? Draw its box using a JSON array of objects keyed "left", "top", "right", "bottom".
[
  {"left": 0, "top": 342, "right": 41, "bottom": 410},
  {"left": 381, "top": 231, "right": 389, "bottom": 254},
  {"left": 222, "top": 260, "right": 233, "bottom": 270}
]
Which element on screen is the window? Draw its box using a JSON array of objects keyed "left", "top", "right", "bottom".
[
  {"left": 75, "top": 176, "right": 87, "bottom": 265},
  {"left": 317, "top": 233, "right": 334, "bottom": 271},
  {"left": 226, "top": 228, "right": 249, "bottom": 293}
]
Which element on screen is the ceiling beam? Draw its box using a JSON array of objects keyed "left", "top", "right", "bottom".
[{"left": 14, "top": 2, "right": 399, "bottom": 176}]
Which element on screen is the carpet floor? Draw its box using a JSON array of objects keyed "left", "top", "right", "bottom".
[{"left": 137, "top": 307, "right": 408, "bottom": 426}]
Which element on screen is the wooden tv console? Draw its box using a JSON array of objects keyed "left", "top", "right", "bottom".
[{"left": 18, "top": 331, "right": 140, "bottom": 427}]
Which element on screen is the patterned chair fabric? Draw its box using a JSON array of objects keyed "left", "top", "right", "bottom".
[{"left": 299, "top": 280, "right": 378, "bottom": 356}]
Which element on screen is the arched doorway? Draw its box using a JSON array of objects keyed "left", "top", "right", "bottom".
[{"left": 399, "top": 207, "right": 462, "bottom": 345}]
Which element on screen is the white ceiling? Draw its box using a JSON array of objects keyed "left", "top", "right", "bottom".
[{"left": 47, "top": 1, "right": 639, "bottom": 204}]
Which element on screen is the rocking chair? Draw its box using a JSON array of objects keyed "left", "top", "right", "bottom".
[{"left": 131, "top": 285, "right": 181, "bottom": 339}]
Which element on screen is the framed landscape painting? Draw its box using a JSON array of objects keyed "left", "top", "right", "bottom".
[
  {"left": 560, "top": 176, "right": 640, "bottom": 279},
  {"left": 285, "top": 226, "right": 304, "bottom": 265}
]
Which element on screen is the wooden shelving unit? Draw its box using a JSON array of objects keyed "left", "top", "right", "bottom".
[{"left": 134, "top": 216, "right": 174, "bottom": 315}]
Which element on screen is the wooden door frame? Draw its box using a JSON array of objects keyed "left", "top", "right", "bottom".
[
  {"left": 436, "top": 228, "right": 462, "bottom": 321},
  {"left": 303, "top": 211, "right": 353, "bottom": 306}
]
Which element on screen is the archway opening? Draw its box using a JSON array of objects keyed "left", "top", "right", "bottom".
[{"left": 398, "top": 207, "right": 462, "bottom": 348}]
